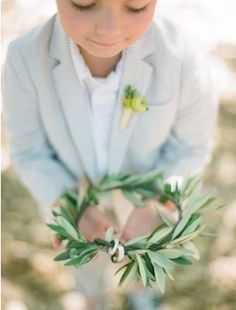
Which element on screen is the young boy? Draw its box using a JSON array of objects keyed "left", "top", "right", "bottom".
[{"left": 2, "top": 0, "right": 218, "bottom": 308}]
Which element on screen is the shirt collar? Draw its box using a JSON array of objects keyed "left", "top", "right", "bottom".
[{"left": 69, "top": 38, "right": 126, "bottom": 91}]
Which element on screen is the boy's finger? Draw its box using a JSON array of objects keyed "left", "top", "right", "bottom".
[
  {"left": 102, "top": 224, "right": 120, "bottom": 235},
  {"left": 51, "top": 235, "right": 62, "bottom": 250},
  {"left": 120, "top": 229, "right": 133, "bottom": 244},
  {"left": 114, "top": 224, "right": 120, "bottom": 234},
  {"left": 120, "top": 235, "right": 127, "bottom": 244},
  {"left": 165, "top": 200, "right": 176, "bottom": 211},
  {"left": 120, "top": 237, "right": 125, "bottom": 244}
]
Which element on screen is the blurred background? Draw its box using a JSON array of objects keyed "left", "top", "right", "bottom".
[{"left": 1, "top": 0, "right": 236, "bottom": 309}]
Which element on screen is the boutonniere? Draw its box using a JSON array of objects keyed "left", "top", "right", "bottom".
[{"left": 119, "top": 85, "right": 148, "bottom": 130}]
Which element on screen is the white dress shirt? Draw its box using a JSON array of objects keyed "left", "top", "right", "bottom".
[{"left": 70, "top": 39, "right": 126, "bottom": 179}]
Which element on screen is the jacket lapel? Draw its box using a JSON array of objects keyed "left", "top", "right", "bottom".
[
  {"left": 108, "top": 25, "right": 156, "bottom": 175},
  {"left": 50, "top": 15, "right": 99, "bottom": 184},
  {"left": 107, "top": 56, "right": 153, "bottom": 175}
]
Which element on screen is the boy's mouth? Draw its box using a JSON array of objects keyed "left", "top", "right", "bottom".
[{"left": 89, "top": 39, "right": 123, "bottom": 47}]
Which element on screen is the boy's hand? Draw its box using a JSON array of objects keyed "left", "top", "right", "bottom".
[
  {"left": 77, "top": 205, "right": 119, "bottom": 242},
  {"left": 51, "top": 205, "right": 120, "bottom": 250},
  {"left": 120, "top": 200, "right": 176, "bottom": 244}
]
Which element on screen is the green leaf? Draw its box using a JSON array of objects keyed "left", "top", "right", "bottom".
[
  {"left": 69, "top": 248, "right": 78, "bottom": 258},
  {"left": 119, "top": 174, "right": 143, "bottom": 187},
  {"left": 60, "top": 195, "right": 77, "bottom": 219},
  {"left": 82, "top": 247, "right": 101, "bottom": 260},
  {"left": 146, "top": 268, "right": 156, "bottom": 282},
  {"left": 199, "top": 231, "right": 219, "bottom": 238},
  {"left": 182, "top": 241, "right": 200, "bottom": 260},
  {"left": 182, "top": 217, "right": 201, "bottom": 235},
  {"left": 157, "top": 248, "right": 193, "bottom": 259},
  {"left": 52, "top": 210, "right": 60, "bottom": 218},
  {"left": 47, "top": 223, "right": 72, "bottom": 239},
  {"left": 77, "top": 188, "right": 85, "bottom": 210},
  {"left": 182, "top": 174, "right": 202, "bottom": 200},
  {"left": 87, "top": 189, "right": 99, "bottom": 204},
  {"left": 122, "top": 189, "right": 145, "bottom": 207},
  {"left": 105, "top": 226, "right": 114, "bottom": 242},
  {"left": 183, "top": 193, "right": 215, "bottom": 217},
  {"left": 54, "top": 251, "right": 71, "bottom": 261},
  {"left": 120, "top": 170, "right": 162, "bottom": 188},
  {"left": 173, "top": 182, "right": 181, "bottom": 202},
  {"left": 154, "top": 204, "right": 175, "bottom": 226},
  {"left": 115, "top": 262, "right": 131, "bottom": 276},
  {"left": 60, "top": 207, "right": 77, "bottom": 228},
  {"left": 133, "top": 188, "right": 154, "bottom": 198},
  {"left": 118, "top": 261, "right": 138, "bottom": 287},
  {"left": 153, "top": 264, "right": 166, "bottom": 294},
  {"left": 164, "top": 183, "right": 172, "bottom": 194},
  {"left": 64, "top": 190, "right": 78, "bottom": 202},
  {"left": 184, "top": 181, "right": 202, "bottom": 207},
  {"left": 147, "top": 226, "right": 173, "bottom": 244},
  {"left": 57, "top": 217, "right": 80, "bottom": 241},
  {"left": 64, "top": 257, "right": 83, "bottom": 266},
  {"left": 118, "top": 173, "right": 132, "bottom": 181},
  {"left": 124, "top": 235, "right": 147, "bottom": 247},
  {"left": 148, "top": 252, "right": 174, "bottom": 270},
  {"left": 159, "top": 194, "right": 169, "bottom": 204},
  {"left": 138, "top": 169, "right": 163, "bottom": 185},
  {"left": 65, "top": 248, "right": 97, "bottom": 266},
  {"left": 171, "top": 225, "right": 206, "bottom": 244},
  {"left": 68, "top": 241, "right": 89, "bottom": 249},
  {"left": 198, "top": 204, "right": 226, "bottom": 216},
  {"left": 136, "top": 254, "right": 147, "bottom": 287},
  {"left": 143, "top": 254, "right": 155, "bottom": 281},
  {"left": 164, "top": 268, "right": 175, "bottom": 281},
  {"left": 99, "top": 175, "right": 123, "bottom": 190},
  {"left": 147, "top": 223, "right": 165, "bottom": 239},
  {"left": 172, "top": 213, "right": 192, "bottom": 239},
  {"left": 171, "top": 257, "right": 192, "bottom": 265}
]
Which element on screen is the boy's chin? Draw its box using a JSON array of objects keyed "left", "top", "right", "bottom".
[
  {"left": 94, "top": 50, "right": 122, "bottom": 58},
  {"left": 85, "top": 47, "right": 123, "bottom": 59}
]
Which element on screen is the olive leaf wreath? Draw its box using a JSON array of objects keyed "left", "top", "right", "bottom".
[{"left": 47, "top": 170, "right": 224, "bottom": 293}]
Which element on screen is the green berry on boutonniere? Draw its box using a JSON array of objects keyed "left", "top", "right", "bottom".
[
  {"left": 120, "top": 85, "right": 148, "bottom": 130},
  {"left": 131, "top": 96, "right": 148, "bottom": 112}
]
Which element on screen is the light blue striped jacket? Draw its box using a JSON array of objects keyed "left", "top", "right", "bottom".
[{"left": 2, "top": 14, "right": 218, "bottom": 212}]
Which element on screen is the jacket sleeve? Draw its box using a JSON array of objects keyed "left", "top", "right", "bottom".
[
  {"left": 154, "top": 38, "right": 219, "bottom": 188},
  {"left": 2, "top": 41, "right": 78, "bottom": 212}
]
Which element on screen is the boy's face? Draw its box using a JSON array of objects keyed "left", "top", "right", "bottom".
[{"left": 56, "top": 0, "right": 157, "bottom": 59}]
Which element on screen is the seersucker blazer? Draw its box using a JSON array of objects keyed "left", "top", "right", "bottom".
[{"left": 2, "top": 13, "right": 218, "bottom": 210}]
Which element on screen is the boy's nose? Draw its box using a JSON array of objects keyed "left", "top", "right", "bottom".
[{"left": 95, "top": 9, "right": 123, "bottom": 38}]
